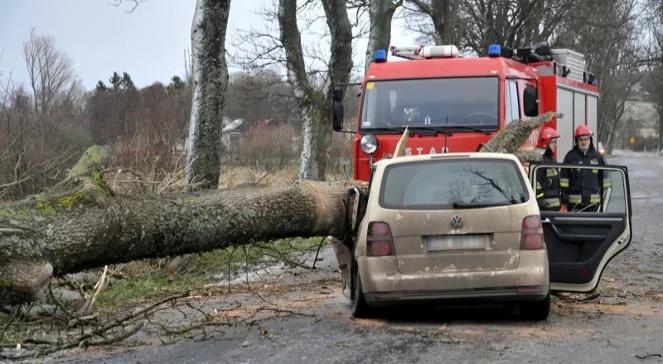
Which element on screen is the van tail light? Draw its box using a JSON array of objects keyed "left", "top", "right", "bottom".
[
  {"left": 520, "top": 215, "right": 544, "bottom": 250},
  {"left": 367, "top": 222, "right": 395, "bottom": 257}
]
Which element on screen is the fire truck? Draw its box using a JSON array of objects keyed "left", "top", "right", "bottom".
[
  {"left": 331, "top": 44, "right": 600, "bottom": 181},
  {"left": 329, "top": 45, "right": 635, "bottom": 297}
]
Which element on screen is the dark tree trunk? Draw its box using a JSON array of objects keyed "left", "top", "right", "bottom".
[
  {"left": 365, "top": 0, "right": 401, "bottom": 71},
  {"left": 434, "top": 0, "right": 460, "bottom": 44},
  {"left": 278, "top": 0, "right": 318, "bottom": 179},
  {"left": 279, "top": 0, "right": 353, "bottom": 180},
  {"left": 185, "top": 0, "right": 231, "bottom": 189},
  {"left": 409, "top": 0, "right": 461, "bottom": 45}
]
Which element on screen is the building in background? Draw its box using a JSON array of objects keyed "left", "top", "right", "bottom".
[{"left": 615, "top": 83, "right": 660, "bottom": 151}]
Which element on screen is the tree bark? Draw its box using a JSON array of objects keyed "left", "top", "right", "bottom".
[
  {"left": 479, "top": 112, "right": 560, "bottom": 155},
  {"left": 365, "top": 0, "right": 401, "bottom": 71},
  {"left": 279, "top": 0, "right": 318, "bottom": 179},
  {"left": 185, "top": 0, "right": 231, "bottom": 189},
  {"left": 408, "top": 0, "right": 460, "bottom": 45}
]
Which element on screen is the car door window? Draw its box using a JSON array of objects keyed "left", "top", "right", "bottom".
[
  {"left": 602, "top": 170, "right": 627, "bottom": 213},
  {"left": 529, "top": 164, "right": 632, "bottom": 292}
]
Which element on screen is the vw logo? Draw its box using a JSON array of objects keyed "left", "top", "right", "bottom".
[{"left": 450, "top": 215, "right": 463, "bottom": 229}]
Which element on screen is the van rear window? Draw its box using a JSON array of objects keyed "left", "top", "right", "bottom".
[{"left": 379, "top": 159, "right": 529, "bottom": 209}]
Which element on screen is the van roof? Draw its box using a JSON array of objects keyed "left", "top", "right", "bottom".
[{"left": 375, "top": 152, "right": 522, "bottom": 170}]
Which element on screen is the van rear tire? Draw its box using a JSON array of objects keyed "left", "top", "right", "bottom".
[
  {"left": 519, "top": 293, "right": 551, "bottom": 321},
  {"left": 351, "top": 261, "right": 370, "bottom": 318}
]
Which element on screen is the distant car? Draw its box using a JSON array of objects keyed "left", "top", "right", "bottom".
[{"left": 345, "top": 153, "right": 551, "bottom": 320}]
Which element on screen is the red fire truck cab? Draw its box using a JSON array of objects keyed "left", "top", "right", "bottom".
[{"left": 332, "top": 44, "right": 600, "bottom": 181}]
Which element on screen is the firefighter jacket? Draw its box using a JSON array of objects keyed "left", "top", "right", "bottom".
[
  {"left": 560, "top": 144, "right": 610, "bottom": 209},
  {"left": 535, "top": 152, "right": 561, "bottom": 211}
]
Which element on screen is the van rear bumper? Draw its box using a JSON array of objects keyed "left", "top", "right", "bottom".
[
  {"left": 358, "top": 251, "right": 549, "bottom": 305},
  {"left": 364, "top": 286, "right": 548, "bottom": 305}
]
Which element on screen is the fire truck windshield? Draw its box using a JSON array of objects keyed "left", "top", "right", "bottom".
[{"left": 360, "top": 77, "right": 499, "bottom": 131}]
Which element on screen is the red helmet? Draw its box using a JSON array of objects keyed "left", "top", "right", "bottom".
[
  {"left": 537, "top": 127, "right": 559, "bottom": 149},
  {"left": 575, "top": 124, "right": 593, "bottom": 138}
]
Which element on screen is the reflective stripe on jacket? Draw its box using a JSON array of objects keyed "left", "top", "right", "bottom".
[
  {"left": 560, "top": 144, "right": 607, "bottom": 206},
  {"left": 535, "top": 154, "right": 561, "bottom": 211}
]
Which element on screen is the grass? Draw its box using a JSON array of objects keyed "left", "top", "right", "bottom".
[
  {"left": 95, "top": 274, "right": 203, "bottom": 309},
  {"left": 94, "top": 236, "right": 324, "bottom": 312}
]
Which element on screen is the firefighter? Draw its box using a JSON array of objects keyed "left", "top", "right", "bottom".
[
  {"left": 535, "top": 127, "right": 561, "bottom": 211},
  {"left": 560, "top": 125, "right": 610, "bottom": 212}
]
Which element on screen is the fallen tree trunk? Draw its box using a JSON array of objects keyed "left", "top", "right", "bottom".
[
  {"left": 479, "top": 111, "right": 561, "bottom": 159},
  {"left": 0, "top": 112, "right": 559, "bottom": 306},
  {"left": 0, "top": 147, "right": 358, "bottom": 305}
]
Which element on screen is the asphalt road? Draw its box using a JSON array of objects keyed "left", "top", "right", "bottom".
[{"left": 52, "top": 151, "right": 663, "bottom": 364}]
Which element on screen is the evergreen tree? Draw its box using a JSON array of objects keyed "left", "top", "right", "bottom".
[
  {"left": 169, "top": 75, "right": 185, "bottom": 90},
  {"left": 109, "top": 72, "right": 122, "bottom": 91},
  {"left": 95, "top": 81, "right": 107, "bottom": 92},
  {"left": 121, "top": 72, "right": 135, "bottom": 90}
]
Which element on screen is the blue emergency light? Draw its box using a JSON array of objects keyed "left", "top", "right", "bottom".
[
  {"left": 374, "top": 49, "right": 387, "bottom": 62},
  {"left": 488, "top": 44, "right": 501, "bottom": 57}
]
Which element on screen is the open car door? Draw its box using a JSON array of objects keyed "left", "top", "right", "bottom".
[{"left": 530, "top": 163, "right": 632, "bottom": 292}]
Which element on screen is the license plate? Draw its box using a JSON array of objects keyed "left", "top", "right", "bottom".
[{"left": 425, "top": 234, "right": 489, "bottom": 251}]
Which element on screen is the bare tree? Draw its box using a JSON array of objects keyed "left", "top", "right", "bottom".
[
  {"left": 0, "top": 31, "right": 89, "bottom": 200},
  {"left": 185, "top": 0, "right": 232, "bottom": 189},
  {"left": 224, "top": 69, "right": 299, "bottom": 126},
  {"left": 22, "top": 29, "right": 75, "bottom": 117},
  {"left": 460, "top": 0, "right": 573, "bottom": 54},
  {"left": 108, "top": 0, "right": 146, "bottom": 12},
  {"left": 554, "top": 0, "right": 642, "bottom": 151},
  {"left": 364, "top": 0, "right": 403, "bottom": 70},
  {"left": 273, "top": 0, "right": 353, "bottom": 180},
  {"left": 232, "top": 0, "right": 362, "bottom": 179},
  {"left": 403, "top": 0, "right": 461, "bottom": 45},
  {"left": 639, "top": 0, "right": 663, "bottom": 150}
]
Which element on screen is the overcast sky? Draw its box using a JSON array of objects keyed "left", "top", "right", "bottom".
[{"left": 0, "top": 0, "right": 415, "bottom": 90}]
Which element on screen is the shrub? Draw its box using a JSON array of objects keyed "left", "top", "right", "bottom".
[{"left": 230, "top": 125, "right": 299, "bottom": 171}]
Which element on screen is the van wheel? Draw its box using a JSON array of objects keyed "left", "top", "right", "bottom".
[
  {"left": 351, "top": 261, "right": 370, "bottom": 318},
  {"left": 520, "top": 293, "right": 551, "bottom": 321}
]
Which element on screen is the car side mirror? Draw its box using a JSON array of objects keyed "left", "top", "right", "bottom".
[
  {"left": 524, "top": 86, "right": 538, "bottom": 117},
  {"left": 332, "top": 86, "right": 344, "bottom": 132}
]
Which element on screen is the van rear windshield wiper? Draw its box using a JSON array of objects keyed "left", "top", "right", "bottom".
[
  {"left": 452, "top": 201, "right": 511, "bottom": 209},
  {"left": 510, "top": 194, "right": 527, "bottom": 204}
]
